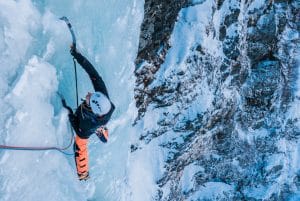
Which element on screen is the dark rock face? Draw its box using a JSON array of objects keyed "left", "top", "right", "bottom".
[
  {"left": 133, "top": 0, "right": 300, "bottom": 200},
  {"left": 134, "top": 0, "right": 188, "bottom": 119},
  {"left": 135, "top": 0, "right": 188, "bottom": 67}
]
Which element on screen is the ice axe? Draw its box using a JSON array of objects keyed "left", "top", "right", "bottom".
[{"left": 60, "top": 16, "right": 77, "bottom": 48}]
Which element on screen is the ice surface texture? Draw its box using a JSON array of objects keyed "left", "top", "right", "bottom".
[{"left": 0, "top": 0, "right": 143, "bottom": 200}]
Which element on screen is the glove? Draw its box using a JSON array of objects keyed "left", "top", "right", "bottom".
[
  {"left": 61, "top": 98, "right": 67, "bottom": 108},
  {"left": 70, "top": 45, "right": 79, "bottom": 57},
  {"left": 96, "top": 126, "right": 109, "bottom": 143}
]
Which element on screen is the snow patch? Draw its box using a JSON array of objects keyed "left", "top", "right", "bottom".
[
  {"left": 153, "top": 0, "right": 219, "bottom": 85},
  {"left": 127, "top": 138, "right": 165, "bottom": 201},
  {"left": 180, "top": 162, "right": 203, "bottom": 193},
  {"left": 243, "top": 184, "right": 270, "bottom": 200},
  {"left": 190, "top": 182, "right": 234, "bottom": 200},
  {"left": 248, "top": 0, "right": 266, "bottom": 11}
]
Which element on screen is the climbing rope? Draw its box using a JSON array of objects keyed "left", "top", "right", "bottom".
[
  {"left": 73, "top": 57, "right": 79, "bottom": 107},
  {"left": 0, "top": 139, "right": 74, "bottom": 156},
  {"left": 0, "top": 60, "right": 78, "bottom": 156},
  {"left": 0, "top": 126, "right": 74, "bottom": 156},
  {"left": 0, "top": 90, "right": 76, "bottom": 155},
  {"left": 0, "top": 16, "right": 79, "bottom": 156}
]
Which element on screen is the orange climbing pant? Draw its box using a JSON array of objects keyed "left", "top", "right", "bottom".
[{"left": 74, "top": 135, "right": 89, "bottom": 176}]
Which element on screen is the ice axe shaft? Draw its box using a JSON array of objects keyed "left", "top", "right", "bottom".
[
  {"left": 60, "top": 16, "right": 76, "bottom": 48},
  {"left": 59, "top": 16, "right": 79, "bottom": 107}
]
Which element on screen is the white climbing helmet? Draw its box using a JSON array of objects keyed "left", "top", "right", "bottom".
[{"left": 90, "top": 92, "right": 111, "bottom": 116}]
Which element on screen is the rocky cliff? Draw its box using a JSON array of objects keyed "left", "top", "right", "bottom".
[{"left": 133, "top": 0, "right": 300, "bottom": 200}]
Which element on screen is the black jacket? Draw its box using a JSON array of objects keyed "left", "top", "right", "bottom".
[{"left": 69, "top": 52, "right": 115, "bottom": 139}]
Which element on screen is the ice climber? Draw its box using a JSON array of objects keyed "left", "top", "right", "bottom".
[{"left": 62, "top": 46, "right": 115, "bottom": 180}]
